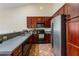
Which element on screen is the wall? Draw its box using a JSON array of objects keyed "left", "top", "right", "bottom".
[
  {"left": 51, "top": 3, "right": 65, "bottom": 15},
  {"left": 0, "top": 3, "right": 64, "bottom": 34}
]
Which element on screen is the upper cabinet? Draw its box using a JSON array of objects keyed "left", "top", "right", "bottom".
[
  {"left": 27, "top": 17, "right": 37, "bottom": 28},
  {"left": 67, "top": 3, "right": 79, "bottom": 19},
  {"left": 52, "top": 3, "right": 79, "bottom": 20},
  {"left": 44, "top": 17, "right": 51, "bottom": 28},
  {"left": 27, "top": 16, "right": 51, "bottom": 28},
  {"left": 27, "top": 17, "right": 32, "bottom": 28}
]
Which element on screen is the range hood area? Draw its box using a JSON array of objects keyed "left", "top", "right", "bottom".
[{"left": 36, "top": 23, "right": 45, "bottom": 28}]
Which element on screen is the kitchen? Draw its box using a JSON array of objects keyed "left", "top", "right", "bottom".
[{"left": 0, "top": 3, "right": 79, "bottom": 56}]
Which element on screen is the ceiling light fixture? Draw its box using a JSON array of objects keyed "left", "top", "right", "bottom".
[{"left": 40, "top": 6, "right": 43, "bottom": 10}]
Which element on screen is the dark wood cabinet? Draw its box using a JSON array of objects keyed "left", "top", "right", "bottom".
[
  {"left": 31, "top": 17, "right": 37, "bottom": 28},
  {"left": 37, "top": 17, "right": 45, "bottom": 23},
  {"left": 23, "top": 44, "right": 31, "bottom": 56},
  {"left": 27, "top": 16, "right": 51, "bottom": 28},
  {"left": 28, "top": 33, "right": 51, "bottom": 44},
  {"left": 67, "top": 3, "right": 79, "bottom": 19},
  {"left": 44, "top": 17, "right": 51, "bottom": 28},
  {"left": 27, "top": 17, "right": 32, "bottom": 28},
  {"left": 27, "top": 17, "right": 37, "bottom": 28},
  {"left": 22, "top": 38, "right": 32, "bottom": 56},
  {"left": 66, "top": 17, "right": 79, "bottom": 56},
  {"left": 45, "top": 33, "right": 51, "bottom": 43},
  {"left": 11, "top": 45, "right": 22, "bottom": 56},
  {"left": 11, "top": 35, "right": 33, "bottom": 56},
  {"left": 32, "top": 34, "right": 38, "bottom": 43},
  {"left": 67, "top": 43, "right": 79, "bottom": 56},
  {"left": 29, "top": 34, "right": 37, "bottom": 44},
  {"left": 52, "top": 3, "right": 79, "bottom": 56},
  {"left": 11, "top": 33, "right": 51, "bottom": 56}
]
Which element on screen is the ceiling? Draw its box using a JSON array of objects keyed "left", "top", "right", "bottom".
[
  {"left": 0, "top": 3, "right": 28, "bottom": 9},
  {"left": 0, "top": 3, "right": 53, "bottom": 9}
]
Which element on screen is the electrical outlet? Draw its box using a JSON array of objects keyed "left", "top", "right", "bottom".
[{"left": 3, "top": 36, "right": 7, "bottom": 41}]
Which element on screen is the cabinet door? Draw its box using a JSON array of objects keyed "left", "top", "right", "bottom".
[
  {"left": 27, "top": 17, "right": 51, "bottom": 28},
  {"left": 11, "top": 45, "right": 22, "bottom": 56},
  {"left": 23, "top": 44, "right": 30, "bottom": 56},
  {"left": 37, "top": 17, "right": 41, "bottom": 23},
  {"left": 66, "top": 17, "right": 79, "bottom": 56},
  {"left": 27, "top": 17, "right": 37, "bottom": 28},
  {"left": 67, "top": 18, "right": 79, "bottom": 46},
  {"left": 27, "top": 17, "right": 32, "bottom": 28},
  {"left": 41, "top": 17, "right": 45, "bottom": 23},
  {"left": 45, "top": 17, "right": 51, "bottom": 28},
  {"left": 67, "top": 43, "right": 79, "bottom": 56},
  {"left": 67, "top": 3, "right": 79, "bottom": 18},
  {"left": 31, "top": 17, "right": 37, "bottom": 28},
  {"left": 45, "top": 33, "right": 51, "bottom": 43},
  {"left": 29, "top": 36, "right": 33, "bottom": 44},
  {"left": 32, "top": 34, "right": 38, "bottom": 43}
]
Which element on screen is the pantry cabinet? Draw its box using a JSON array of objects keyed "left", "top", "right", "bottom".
[
  {"left": 67, "top": 3, "right": 79, "bottom": 19},
  {"left": 52, "top": 3, "right": 79, "bottom": 56},
  {"left": 66, "top": 17, "right": 79, "bottom": 56}
]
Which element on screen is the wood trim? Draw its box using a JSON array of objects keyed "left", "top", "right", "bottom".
[
  {"left": 67, "top": 42, "right": 79, "bottom": 49},
  {"left": 51, "top": 3, "right": 66, "bottom": 18}
]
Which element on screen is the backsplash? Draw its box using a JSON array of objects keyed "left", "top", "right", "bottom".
[{"left": 0, "top": 32, "right": 23, "bottom": 43}]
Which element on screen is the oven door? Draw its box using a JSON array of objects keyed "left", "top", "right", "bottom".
[{"left": 38, "top": 34, "right": 44, "bottom": 39}]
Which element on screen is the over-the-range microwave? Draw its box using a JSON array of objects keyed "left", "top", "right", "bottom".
[{"left": 36, "top": 23, "right": 45, "bottom": 28}]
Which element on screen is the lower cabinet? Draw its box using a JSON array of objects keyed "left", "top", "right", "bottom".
[
  {"left": 29, "top": 34, "right": 38, "bottom": 44},
  {"left": 11, "top": 33, "right": 51, "bottom": 56},
  {"left": 11, "top": 45, "right": 22, "bottom": 56},
  {"left": 45, "top": 33, "right": 51, "bottom": 43},
  {"left": 11, "top": 36, "right": 32, "bottom": 56},
  {"left": 23, "top": 44, "right": 31, "bottom": 56}
]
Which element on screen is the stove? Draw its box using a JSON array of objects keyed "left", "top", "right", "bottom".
[{"left": 37, "top": 29, "right": 45, "bottom": 44}]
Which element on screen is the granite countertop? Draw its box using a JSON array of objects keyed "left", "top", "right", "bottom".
[{"left": 0, "top": 33, "right": 31, "bottom": 55}]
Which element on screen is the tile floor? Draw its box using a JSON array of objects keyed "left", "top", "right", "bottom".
[{"left": 29, "top": 44, "right": 54, "bottom": 56}]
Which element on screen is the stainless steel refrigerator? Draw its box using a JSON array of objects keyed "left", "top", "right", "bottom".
[{"left": 51, "top": 14, "right": 66, "bottom": 56}]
